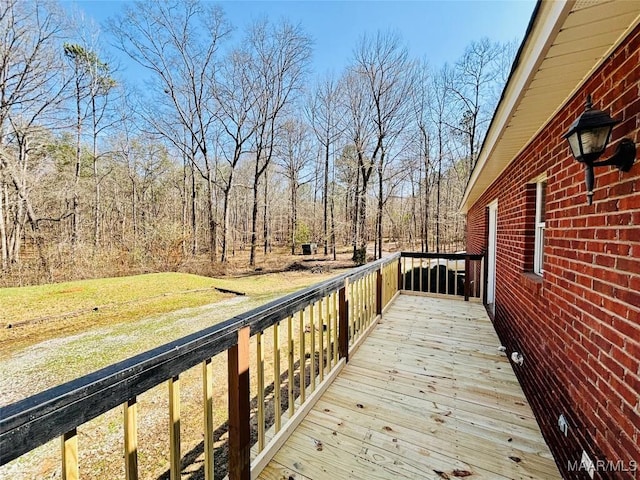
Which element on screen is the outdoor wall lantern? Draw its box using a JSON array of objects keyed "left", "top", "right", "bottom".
[{"left": 563, "top": 94, "right": 636, "bottom": 205}]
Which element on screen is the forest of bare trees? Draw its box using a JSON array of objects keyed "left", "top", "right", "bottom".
[{"left": 0, "top": 0, "right": 516, "bottom": 286}]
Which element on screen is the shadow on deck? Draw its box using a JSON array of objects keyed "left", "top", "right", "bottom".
[{"left": 257, "top": 293, "right": 561, "bottom": 480}]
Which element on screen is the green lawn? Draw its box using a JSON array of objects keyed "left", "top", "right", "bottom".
[{"left": 0, "top": 270, "right": 342, "bottom": 359}]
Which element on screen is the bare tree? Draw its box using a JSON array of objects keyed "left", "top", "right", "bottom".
[
  {"left": 277, "top": 118, "right": 313, "bottom": 254},
  {"left": 342, "top": 69, "right": 375, "bottom": 264},
  {"left": 448, "top": 38, "right": 503, "bottom": 182},
  {"left": 353, "top": 30, "right": 415, "bottom": 259},
  {"left": 307, "top": 74, "right": 343, "bottom": 256},
  {"left": 110, "top": 0, "right": 230, "bottom": 261},
  {"left": 429, "top": 65, "right": 454, "bottom": 253},
  {"left": 246, "top": 19, "right": 312, "bottom": 266},
  {"left": 63, "top": 42, "right": 115, "bottom": 250},
  {"left": 410, "top": 59, "right": 432, "bottom": 251},
  {"left": 0, "top": 0, "right": 69, "bottom": 272},
  {"left": 214, "top": 47, "right": 259, "bottom": 263}
]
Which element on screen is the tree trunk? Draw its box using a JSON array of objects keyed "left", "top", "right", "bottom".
[
  {"left": 351, "top": 171, "right": 360, "bottom": 261},
  {"left": 436, "top": 126, "right": 442, "bottom": 254},
  {"left": 330, "top": 192, "right": 336, "bottom": 261},
  {"left": 323, "top": 143, "right": 329, "bottom": 255},
  {"left": 92, "top": 96, "right": 100, "bottom": 250},
  {"left": 221, "top": 185, "right": 232, "bottom": 263},
  {"left": 263, "top": 169, "right": 268, "bottom": 255},
  {"left": 249, "top": 175, "right": 259, "bottom": 266},
  {"left": 356, "top": 181, "right": 367, "bottom": 265},
  {"left": 191, "top": 160, "right": 197, "bottom": 255},
  {"left": 290, "top": 182, "right": 297, "bottom": 255},
  {"left": 376, "top": 162, "right": 383, "bottom": 260},
  {"left": 207, "top": 171, "right": 216, "bottom": 262},
  {"left": 181, "top": 156, "right": 187, "bottom": 256},
  {"left": 72, "top": 78, "right": 82, "bottom": 250},
  {"left": 131, "top": 179, "right": 137, "bottom": 251},
  {"left": 0, "top": 181, "right": 8, "bottom": 270}
]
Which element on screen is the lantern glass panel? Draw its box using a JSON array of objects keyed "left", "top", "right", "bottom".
[
  {"left": 579, "top": 125, "right": 611, "bottom": 155},
  {"left": 567, "top": 131, "right": 582, "bottom": 159}
]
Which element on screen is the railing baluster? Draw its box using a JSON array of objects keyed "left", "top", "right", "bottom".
[
  {"left": 318, "top": 297, "right": 324, "bottom": 381},
  {"left": 273, "top": 322, "right": 281, "bottom": 432},
  {"left": 228, "top": 326, "right": 250, "bottom": 480},
  {"left": 376, "top": 267, "right": 383, "bottom": 314},
  {"left": 446, "top": 259, "right": 450, "bottom": 294},
  {"left": 454, "top": 259, "right": 459, "bottom": 296},
  {"left": 419, "top": 257, "right": 423, "bottom": 292},
  {"left": 464, "top": 255, "right": 471, "bottom": 301},
  {"left": 436, "top": 258, "right": 441, "bottom": 294},
  {"left": 256, "top": 332, "right": 265, "bottom": 451},
  {"left": 351, "top": 280, "right": 360, "bottom": 334},
  {"left": 202, "top": 360, "right": 214, "bottom": 480},
  {"left": 364, "top": 275, "right": 369, "bottom": 324},
  {"left": 410, "top": 257, "right": 415, "bottom": 291},
  {"left": 298, "top": 309, "right": 306, "bottom": 404},
  {"left": 365, "top": 274, "right": 370, "bottom": 324},
  {"left": 368, "top": 274, "right": 373, "bottom": 322},
  {"left": 169, "top": 375, "right": 181, "bottom": 480},
  {"left": 332, "top": 291, "right": 338, "bottom": 365},
  {"left": 325, "top": 294, "right": 331, "bottom": 370},
  {"left": 384, "top": 265, "right": 388, "bottom": 306},
  {"left": 360, "top": 278, "right": 365, "bottom": 328},
  {"left": 61, "top": 428, "right": 78, "bottom": 480},
  {"left": 351, "top": 280, "right": 357, "bottom": 337},
  {"left": 287, "top": 315, "right": 295, "bottom": 416},
  {"left": 338, "top": 279, "right": 349, "bottom": 362},
  {"left": 473, "top": 262, "right": 480, "bottom": 298},
  {"left": 124, "top": 398, "right": 138, "bottom": 480},
  {"left": 480, "top": 257, "right": 485, "bottom": 302},
  {"left": 309, "top": 303, "right": 316, "bottom": 392}
]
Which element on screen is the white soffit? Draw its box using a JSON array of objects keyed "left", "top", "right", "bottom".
[{"left": 460, "top": 0, "right": 640, "bottom": 213}]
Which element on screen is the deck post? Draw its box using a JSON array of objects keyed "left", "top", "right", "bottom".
[
  {"left": 338, "top": 279, "right": 349, "bottom": 362},
  {"left": 376, "top": 266, "right": 383, "bottom": 314},
  {"left": 124, "top": 398, "right": 139, "bottom": 480},
  {"left": 228, "top": 326, "right": 251, "bottom": 480},
  {"left": 61, "top": 429, "right": 79, "bottom": 480},
  {"left": 464, "top": 255, "right": 471, "bottom": 301},
  {"left": 397, "top": 257, "right": 402, "bottom": 293}
]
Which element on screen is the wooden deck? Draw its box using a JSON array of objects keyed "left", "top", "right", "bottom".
[{"left": 257, "top": 294, "right": 561, "bottom": 480}]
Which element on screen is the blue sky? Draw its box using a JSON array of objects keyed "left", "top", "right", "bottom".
[{"left": 64, "top": 0, "right": 535, "bottom": 81}]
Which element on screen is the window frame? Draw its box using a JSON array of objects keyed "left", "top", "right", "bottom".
[{"left": 533, "top": 177, "right": 547, "bottom": 276}]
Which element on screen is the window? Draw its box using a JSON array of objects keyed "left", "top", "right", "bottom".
[{"left": 534, "top": 178, "right": 547, "bottom": 275}]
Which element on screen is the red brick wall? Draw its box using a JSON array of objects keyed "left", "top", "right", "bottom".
[{"left": 467, "top": 24, "right": 640, "bottom": 480}]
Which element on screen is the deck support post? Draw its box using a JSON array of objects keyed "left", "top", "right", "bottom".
[
  {"left": 338, "top": 279, "right": 349, "bottom": 362},
  {"left": 397, "top": 257, "right": 402, "bottom": 293},
  {"left": 228, "top": 326, "right": 251, "bottom": 480},
  {"left": 61, "top": 429, "right": 79, "bottom": 480}
]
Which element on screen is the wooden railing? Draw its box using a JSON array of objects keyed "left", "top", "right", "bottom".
[
  {"left": 0, "top": 254, "right": 402, "bottom": 480},
  {"left": 0, "top": 251, "right": 483, "bottom": 480},
  {"left": 399, "top": 252, "right": 485, "bottom": 302}
]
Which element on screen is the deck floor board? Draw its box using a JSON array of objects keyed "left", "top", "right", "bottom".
[{"left": 256, "top": 294, "right": 560, "bottom": 480}]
